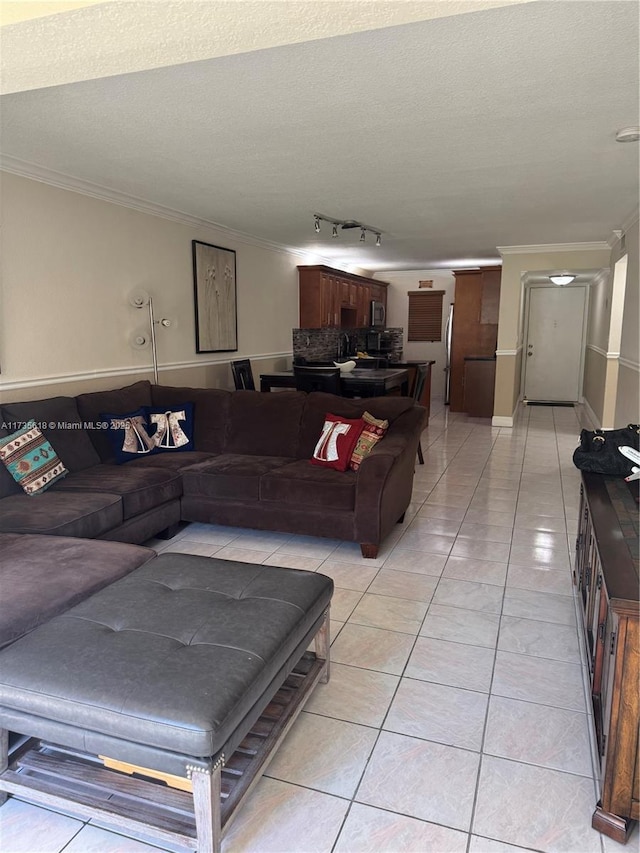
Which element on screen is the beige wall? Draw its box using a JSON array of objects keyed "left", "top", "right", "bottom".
[
  {"left": 583, "top": 347, "right": 607, "bottom": 425},
  {"left": 495, "top": 246, "right": 611, "bottom": 422},
  {"left": 0, "top": 173, "right": 300, "bottom": 402},
  {"left": 377, "top": 269, "right": 455, "bottom": 398},
  {"left": 613, "top": 214, "right": 640, "bottom": 426},
  {"left": 582, "top": 217, "right": 639, "bottom": 427}
]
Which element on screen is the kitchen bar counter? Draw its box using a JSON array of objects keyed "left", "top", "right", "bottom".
[{"left": 260, "top": 368, "right": 409, "bottom": 397}]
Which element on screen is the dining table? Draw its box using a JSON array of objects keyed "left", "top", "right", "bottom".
[{"left": 259, "top": 367, "right": 410, "bottom": 397}]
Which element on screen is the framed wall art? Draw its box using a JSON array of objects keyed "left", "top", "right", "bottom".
[{"left": 192, "top": 240, "right": 238, "bottom": 352}]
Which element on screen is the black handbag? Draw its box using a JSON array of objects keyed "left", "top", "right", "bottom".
[{"left": 572, "top": 424, "right": 640, "bottom": 476}]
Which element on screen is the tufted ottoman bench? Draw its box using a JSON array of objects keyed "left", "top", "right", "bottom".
[{"left": 0, "top": 552, "right": 333, "bottom": 852}]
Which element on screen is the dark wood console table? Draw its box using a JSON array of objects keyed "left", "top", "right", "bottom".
[{"left": 574, "top": 473, "right": 639, "bottom": 843}]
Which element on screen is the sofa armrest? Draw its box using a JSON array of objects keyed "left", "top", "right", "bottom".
[{"left": 354, "top": 405, "right": 427, "bottom": 546}]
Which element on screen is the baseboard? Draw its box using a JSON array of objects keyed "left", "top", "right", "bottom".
[{"left": 492, "top": 414, "right": 514, "bottom": 427}]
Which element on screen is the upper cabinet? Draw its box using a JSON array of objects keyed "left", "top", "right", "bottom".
[{"left": 298, "top": 265, "right": 388, "bottom": 329}]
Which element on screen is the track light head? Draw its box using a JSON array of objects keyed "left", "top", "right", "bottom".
[
  {"left": 314, "top": 216, "right": 321, "bottom": 233},
  {"left": 375, "top": 233, "right": 381, "bottom": 247}
]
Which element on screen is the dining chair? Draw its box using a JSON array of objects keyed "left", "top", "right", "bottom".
[
  {"left": 412, "top": 363, "right": 429, "bottom": 465},
  {"left": 293, "top": 366, "right": 341, "bottom": 395},
  {"left": 230, "top": 359, "right": 256, "bottom": 390}
]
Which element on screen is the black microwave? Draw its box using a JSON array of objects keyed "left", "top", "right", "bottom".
[{"left": 370, "top": 300, "right": 386, "bottom": 327}]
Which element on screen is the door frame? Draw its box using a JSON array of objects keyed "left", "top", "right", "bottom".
[{"left": 520, "top": 283, "right": 590, "bottom": 403}]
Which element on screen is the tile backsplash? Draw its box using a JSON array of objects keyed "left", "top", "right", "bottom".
[{"left": 293, "top": 328, "right": 404, "bottom": 362}]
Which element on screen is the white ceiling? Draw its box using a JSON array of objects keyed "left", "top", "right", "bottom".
[{"left": 1, "top": 0, "right": 638, "bottom": 272}]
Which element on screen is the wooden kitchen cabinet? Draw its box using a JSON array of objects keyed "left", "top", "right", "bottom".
[
  {"left": 463, "top": 357, "right": 496, "bottom": 418},
  {"left": 450, "top": 266, "right": 501, "bottom": 412},
  {"left": 298, "top": 266, "right": 388, "bottom": 329},
  {"left": 575, "top": 473, "right": 639, "bottom": 844}
]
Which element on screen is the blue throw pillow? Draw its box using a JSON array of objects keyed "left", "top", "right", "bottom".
[
  {"left": 102, "top": 408, "right": 158, "bottom": 464},
  {"left": 143, "top": 403, "right": 194, "bottom": 453}
]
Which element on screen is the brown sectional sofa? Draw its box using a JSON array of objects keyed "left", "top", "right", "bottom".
[{"left": 0, "top": 380, "right": 426, "bottom": 557}]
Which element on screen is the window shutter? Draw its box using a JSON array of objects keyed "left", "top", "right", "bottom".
[{"left": 407, "top": 290, "right": 445, "bottom": 341}]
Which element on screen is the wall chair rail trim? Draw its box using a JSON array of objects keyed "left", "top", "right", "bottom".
[
  {"left": 0, "top": 352, "right": 293, "bottom": 392},
  {"left": 619, "top": 356, "right": 640, "bottom": 373},
  {"left": 586, "top": 345, "right": 639, "bottom": 369}
]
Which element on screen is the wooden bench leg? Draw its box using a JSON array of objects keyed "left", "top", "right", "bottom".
[
  {"left": 314, "top": 609, "right": 331, "bottom": 683},
  {"left": 191, "top": 761, "right": 222, "bottom": 853},
  {"left": 0, "top": 729, "right": 7, "bottom": 807}
]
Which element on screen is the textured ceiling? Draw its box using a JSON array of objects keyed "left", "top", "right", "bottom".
[{"left": 1, "top": 0, "right": 638, "bottom": 271}]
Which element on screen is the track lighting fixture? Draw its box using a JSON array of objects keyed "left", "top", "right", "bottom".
[{"left": 312, "top": 213, "right": 383, "bottom": 246}]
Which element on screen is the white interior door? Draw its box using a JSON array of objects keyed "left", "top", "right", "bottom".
[{"left": 523, "top": 286, "right": 587, "bottom": 402}]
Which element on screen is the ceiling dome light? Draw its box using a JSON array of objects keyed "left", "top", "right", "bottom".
[
  {"left": 549, "top": 274, "right": 576, "bottom": 286},
  {"left": 615, "top": 127, "right": 640, "bottom": 143}
]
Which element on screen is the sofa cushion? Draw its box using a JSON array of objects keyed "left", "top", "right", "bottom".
[
  {"left": 1, "top": 396, "right": 101, "bottom": 472},
  {"left": 51, "top": 464, "right": 182, "bottom": 520},
  {"left": 0, "top": 422, "right": 68, "bottom": 495},
  {"left": 128, "top": 451, "right": 216, "bottom": 472},
  {"left": 224, "top": 391, "right": 306, "bottom": 457},
  {"left": 144, "top": 403, "right": 194, "bottom": 453},
  {"left": 76, "top": 381, "right": 152, "bottom": 463},
  {"left": 151, "top": 386, "right": 231, "bottom": 454},
  {"left": 183, "top": 455, "right": 295, "bottom": 501},
  {"left": 310, "top": 414, "right": 365, "bottom": 472},
  {"left": 261, "top": 459, "right": 357, "bottom": 510},
  {"left": 350, "top": 412, "right": 390, "bottom": 471},
  {"left": 0, "top": 491, "right": 122, "bottom": 538},
  {"left": 102, "top": 408, "right": 158, "bottom": 464},
  {"left": 0, "top": 533, "right": 154, "bottom": 649},
  {"left": 298, "top": 393, "right": 415, "bottom": 459}
]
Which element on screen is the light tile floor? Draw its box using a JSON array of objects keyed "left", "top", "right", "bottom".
[{"left": 2, "top": 401, "right": 638, "bottom": 853}]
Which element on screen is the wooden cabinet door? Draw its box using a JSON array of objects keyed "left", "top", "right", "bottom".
[
  {"left": 357, "top": 283, "right": 371, "bottom": 327},
  {"left": 321, "top": 275, "right": 339, "bottom": 327},
  {"left": 450, "top": 273, "right": 483, "bottom": 411}
]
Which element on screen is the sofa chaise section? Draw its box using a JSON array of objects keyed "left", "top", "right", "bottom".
[{"left": 0, "top": 532, "right": 155, "bottom": 650}]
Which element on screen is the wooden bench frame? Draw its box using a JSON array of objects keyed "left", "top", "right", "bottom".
[{"left": 0, "top": 610, "right": 330, "bottom": 853}]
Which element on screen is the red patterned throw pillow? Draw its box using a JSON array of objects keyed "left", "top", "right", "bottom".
[
  {"left": 349, "top": 411, "right": 390, "bottom": 471},
  {"left": 310, "top": 414, "right": 365, "bottom": 472}
]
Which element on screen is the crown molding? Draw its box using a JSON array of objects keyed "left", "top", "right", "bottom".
[
  {"left": 607, "top": 230, "right": 623, "bottom": 248},
  {"left": 621, "top": 207, "right": 639, "bottom": 232},
  {"left": 0, "top": 156, "right": 332, "bottom": 264},
  {"left": 497, "top": 242, "right": 611, "bottom": 255}
]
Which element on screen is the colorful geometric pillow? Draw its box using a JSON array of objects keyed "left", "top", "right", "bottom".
[
  {"left": 143, "top": 403, "right": 194, "bottom": 453},
  {"left": 349, "top": 411, "right": 390, "bottom": 471},
  {"left": 0, "top": 421, "right": 68, "bottom": 495},
  {"left": 310, "top": 413, "right": 365, "bottom": 472},
  {"left": 102, "top": 408, "right": 157, "bottom": 464}
]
